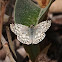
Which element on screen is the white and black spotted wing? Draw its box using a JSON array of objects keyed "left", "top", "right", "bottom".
[
  {"left": 10, "top": 20, "right": 51, "bottom": 45},
  {"left": 33, "top": 20, "right": 51, "bottom": 44},
  {"left": 10, "top": 24, "right": 32, "bottom": 45}
]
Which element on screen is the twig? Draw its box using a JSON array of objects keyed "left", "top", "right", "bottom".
[
  {"left": 1, "top": 35, "right": 16, "bottom": 62},
  {"left": 1, "top": 35, "right": 7, "bottom": 45},
  {"left": 0, "top": 0, "right": 9, "bottom": 48},
  {"left": 6, "top": 26, "right": 17, "bottom": 58}
]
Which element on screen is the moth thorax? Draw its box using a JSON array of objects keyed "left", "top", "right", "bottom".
[
  {"left": 30, "top": 25, "right": 34, "bottom": 28},
  {"left": 30, "top": 25, "right": 34, "bottom": 35}
]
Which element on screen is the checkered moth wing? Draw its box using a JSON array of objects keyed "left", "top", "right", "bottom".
[
  {"left": 33, "top": 20, "right": 51, "bottom": 44},
  {"left": 10, "top": 24, "right": 32, "bottom": 45}
]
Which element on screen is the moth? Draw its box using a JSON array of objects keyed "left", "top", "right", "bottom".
[{"left": 10, "top": 20, "right": 51, "bottom": 45}]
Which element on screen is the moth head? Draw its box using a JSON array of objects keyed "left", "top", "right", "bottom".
[{"left": 30, "top": 25, "right": 34, "bottom": 28}]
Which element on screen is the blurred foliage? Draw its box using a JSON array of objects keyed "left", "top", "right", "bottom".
[
  {"left": 15, "top": 0, "right": 53, "bottom": 27},
  {"left": 15, "top": 0, "right": 40, "bottom": 27}
]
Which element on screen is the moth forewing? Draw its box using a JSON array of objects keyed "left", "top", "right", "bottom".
[
  {"left": 36, "top": 20, "right": 51, "bottom": 33},
  {"left": 32, "top": 20, "right": 51, "bottom": 44},
  {"left": 10, "top": 24, "right": 18, "bottom": 35}
]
